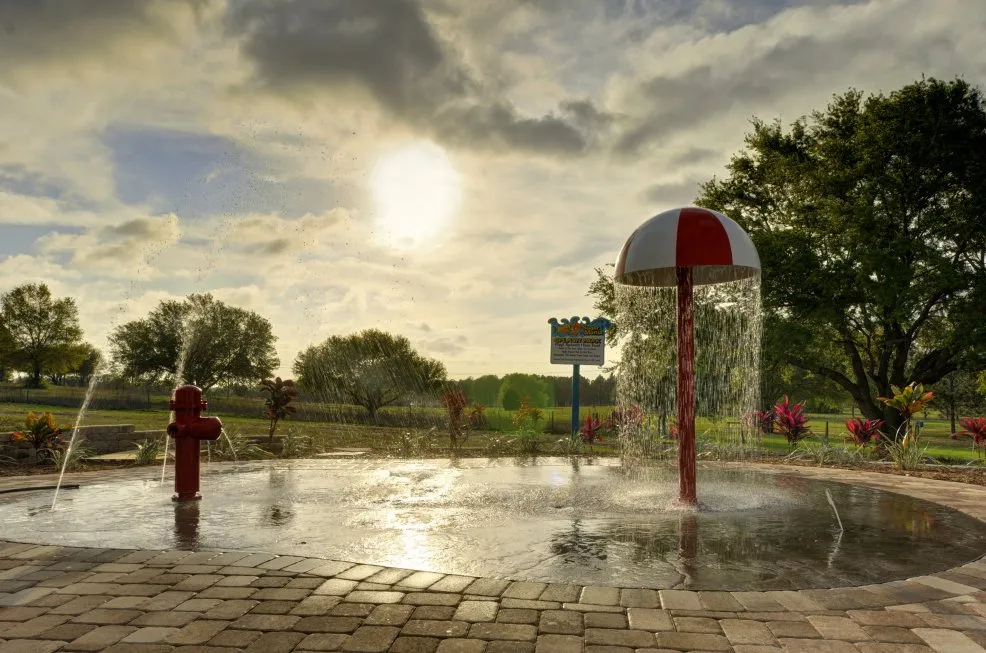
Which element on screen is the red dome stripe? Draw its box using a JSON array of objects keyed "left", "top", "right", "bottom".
[{"left": 675, "top": 207, "right": 733, "bottom": 267}]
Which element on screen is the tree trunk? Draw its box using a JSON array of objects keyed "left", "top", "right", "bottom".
[
  {"left": 31, "top": 361, "right": 42, "bottom": 388},
  {"left": 882, "top": 406, "right": 905, "bottom": 441}
]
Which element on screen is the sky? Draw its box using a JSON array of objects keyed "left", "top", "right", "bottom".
[{"left": 1, "top": 0, "right": 984, "bottom": 380}]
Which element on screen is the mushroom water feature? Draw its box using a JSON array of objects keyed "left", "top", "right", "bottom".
[{"left": 615, "top": 206, "right": 761, "bottom": 506}]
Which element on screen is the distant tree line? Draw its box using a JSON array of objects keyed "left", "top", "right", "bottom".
[
  {"left": 0, "top": 284, "right": 615, "bottom": 421},
  {"left": 447, "top": 373, "right": 616, "bottom": 409}
]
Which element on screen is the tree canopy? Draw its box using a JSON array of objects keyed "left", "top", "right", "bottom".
[
  {"left": 109, "top": 293, "right": 279, "bottom": 391},
  {"left": 293, "top": 328, "right": 446, "bottom": 420},
  {"left": 695, "top": 77, "right": 986, "bottom": 433},
  {"left": 0, "top": 283, "right": 85, "bottom": 388},
  {"left": 0, "top": 321, "right": 17, "bottom": 383},
  {"left": 498, "top": 373, "right": 551, "bottom": 409}
]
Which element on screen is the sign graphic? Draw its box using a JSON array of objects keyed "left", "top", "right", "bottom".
[{"left": 548, "top": 316, "right": 612, "bottom": 366}]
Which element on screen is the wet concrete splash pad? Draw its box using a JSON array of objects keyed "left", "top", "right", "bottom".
[{"left": 1, "top": 458, "right": 983, "bottom": 590}]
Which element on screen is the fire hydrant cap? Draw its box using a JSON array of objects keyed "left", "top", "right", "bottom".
[{"left": 171, "top": 384, "right": 206, "bottom": 410}]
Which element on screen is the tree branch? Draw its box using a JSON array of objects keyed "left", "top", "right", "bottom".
[{"left": 906, "top": 288, "right": 950, "bottom": 341}]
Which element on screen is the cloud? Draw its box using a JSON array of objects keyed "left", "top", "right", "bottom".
[
  {"left": 0, "top": 0, "right": 216, "bottom": 81},
  {"left": 640, "top": 179, "right": 705, "bottom": 207},
  {"left": 34, "top": 214, "right": 180, "bottom": 274},
  {"left": 0, "top": 0, "right": 984, "bottom": 381},
  {"left": 107, "top": 218, "right": 176, "bottom": 240},
  {"left": 423, "top": 335, "right": 468, "bottom": 356},
  {"left": 226, "top": 0, "right": 608, "bottom": 156},
  {"left": 609, "top": 0, "right": 986, "bottom": 157}
]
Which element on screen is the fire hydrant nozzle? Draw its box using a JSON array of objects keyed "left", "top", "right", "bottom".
[{"left": 166, "top": 384, "right": 222, "bottom": 502}]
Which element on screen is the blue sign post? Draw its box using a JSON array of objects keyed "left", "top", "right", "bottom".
[
  {"left": 571, "top": 363, "right": 581, "bottom": 436},
  {"left": 548, "top": 317, "right": 612, "bottom": 435}
]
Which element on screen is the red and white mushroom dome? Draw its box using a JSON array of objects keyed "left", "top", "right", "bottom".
[{"left": 615, "top": 206, "right": 761, "bottom": 286}]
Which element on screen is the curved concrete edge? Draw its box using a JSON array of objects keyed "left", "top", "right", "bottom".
[
  {"left": 2, "top": 463, "right": 986, "bottom": 651},
  {"left": 1, "top": 462, "right": 986, "bottom": 607}
]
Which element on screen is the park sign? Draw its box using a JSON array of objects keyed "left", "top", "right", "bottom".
[{"left": 548, "top": 316, "right": 612, "bottom": 366}]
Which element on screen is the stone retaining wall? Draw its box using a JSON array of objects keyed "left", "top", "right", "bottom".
[{"left": 0, "top": 424, "right": 166, "bottom": 459}]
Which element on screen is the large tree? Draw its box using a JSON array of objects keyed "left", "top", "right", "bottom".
[
  {"left": 0, "top": 321, "right": 16, "bottom": 383},
  {"left": 109, "top": 293, "right": 279, "bottom": 391},
  {"left": 695, "top": 77, "right": 986, "bottom": 435},
  {"left": 0, "top": 283, "right": 84, "bottom": 388},
  {"left": 293, "top": 329, "right": 446, "bottom": 421}
]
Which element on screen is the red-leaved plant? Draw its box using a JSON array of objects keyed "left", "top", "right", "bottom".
[
  {"left": 466, "top": 403, "right": 485, "bottom": 429},
  {"left": 441, "top": 390, "right": 470, "bottom": 452},
  {"left": 845, "top": 418, "right": 884, "bottom": 446},
  {"left": 581, "top": 414, "right": 603, "bottom": 445},
  {"left": 952, "top": 417, "right": 986, "bottom": 458},
  {"left": 774, "top": 396, "right": 811, "bottom": 447},
  {"left": 604, "top": 404, "right": 644, "bottom": 434},
  {"left": 756, "top": 409, "right": 775, "bottom": 434}
]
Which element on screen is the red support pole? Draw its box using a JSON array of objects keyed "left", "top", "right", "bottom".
[{"left": 676, "top": 266, "right": 697, "bottom": 506}]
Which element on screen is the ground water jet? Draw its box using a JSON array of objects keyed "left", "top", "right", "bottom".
[
  {"left": 51, "top": 363, "right": 102, "bottom": 510},
  {"left": 614, "top": 207, "right": 761, "bottom": 506},
  {"left": 162, "top": 313, "right": 199, "bottom": 485}
]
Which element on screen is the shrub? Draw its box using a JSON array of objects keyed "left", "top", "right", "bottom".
[
  {"left": 513, "top": 397, "right": 543, "bottom": 431},
  {"left": 466, "top": 403, "right": 486, "bottom": 429},
  {"left": 580, "top": 414, "right": 603, "bottom": 445},
  {"left": 50, "top": 438, "right": 94, "bottom": 472},
  {"left": 556, "top": 434, "right": 584, "bottom": 455},
  {"left": 845, "top": 418, "right": 884, "bottom": 446},
  {"left": 879, "top": 384, "right": 936, "bottom": 468},
  {"left": 281, "top": 429, "right": 316, "bottom": 458},
  {"left": 441, "top": 389, "right": 470, "bottom": 452},
  {"left": 484, "top": 434, "right": 515, "bottom": 456},
  {"left": 260, "top": 377, "right": 298, "bottom": 442},
  {"left": 133, "top": 439, "right": 162, "bottom": 466},
  {"left": 756, "top": 409, "right": 775, "bottom": 434},
  {"left": 501, "top": 388, "right": 521, "bottom": 411},
  {"left": 517, "top": 431, "right": 544, "bottom": 455},
  {"left": 878, "top": 383, "right": 935, "bottom": 421},
  {"left": 787, "top": 440, "right": 866, "bottom": 466},
  {"left": 390, "top": 429, "right": 433, "bottom": 457},
  {"left": 11, "top": 412, "right": 72, "bottom": 463},
  {"left": 213, "top": 430, "right": 270, "bottom": 461},
  {"left": 604, "top": 404, "right": 644, "bottom": 435},
  {"left": 774, "top": 396, "right": 811, "bottom": 446},
  {"left": 885, "top": 433, "right": 930, "bottom": 471},
  {"left": 953, "top": 417, "right": 986, "bottom": 458}
]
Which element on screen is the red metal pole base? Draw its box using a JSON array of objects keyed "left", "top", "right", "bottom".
[
  {"left": 172, "top": 437, "right": 202, "bottom": 502},
  {"left": 677, "top": 267, "right": 697, "bottom": 506}
]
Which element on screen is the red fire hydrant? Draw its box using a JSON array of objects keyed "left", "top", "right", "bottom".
[{"left": 167, "top": 385, "right": 223, "bottom": 502}]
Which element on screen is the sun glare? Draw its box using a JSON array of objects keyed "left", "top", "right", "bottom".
[{"left": 371, "top": 141, "right": 462, "bottom": 246}]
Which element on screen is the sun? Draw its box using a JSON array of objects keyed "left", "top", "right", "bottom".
[{"left": 371, "top": 141, "right": 462, "bottom": 246}]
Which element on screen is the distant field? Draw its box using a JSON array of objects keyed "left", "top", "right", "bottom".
[{"left": 1, "top": 396, "right": 980, "bottom": 462}]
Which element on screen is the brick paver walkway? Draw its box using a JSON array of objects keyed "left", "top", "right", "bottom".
[{"left": 1, "top": 463, "right": 986, "bottom": 652}]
